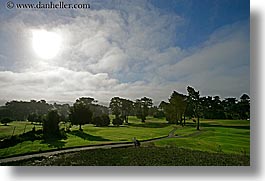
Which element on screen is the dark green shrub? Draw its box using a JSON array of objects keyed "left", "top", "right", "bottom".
[
  {"left": 112, "top": 117, "right": 123, "bottom": 126},
  {"left": 92, "top": 115, "right": 110, "bottom": 127},
  {"left": 0, "top": 130, "right": 43, "bottom": 149},
  {"left": 153, "top": 110, "right": 165, "bottom": 118},
  {"left": 0, "top": 117, "right": 13, "bottom": 125},
  {"left": 43, "top": 110, "right": 60, "bottom": 139}
]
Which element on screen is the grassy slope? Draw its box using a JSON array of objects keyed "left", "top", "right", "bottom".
[
  {"left": 0, "top": 117, "right": 173, "bottom": 158},
  {"left": 152, "top": 119, "right": 250, "bottom": 155},
  {"left": 4, "top": 147, "right": 250, "bottom": 166},
  {"left": 0, "top": 121, "right": 42, "bottom": 139},
  {"left": 0, "top": 117, "right": 250, "bottom": 159}
]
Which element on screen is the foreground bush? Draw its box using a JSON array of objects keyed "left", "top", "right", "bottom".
[{"left": 5, "top": 147, "right": 250, "bottom": 166}]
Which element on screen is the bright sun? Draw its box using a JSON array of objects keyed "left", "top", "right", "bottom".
[{"left": 32, "top": 29, "right": 62, "bottom": 59}]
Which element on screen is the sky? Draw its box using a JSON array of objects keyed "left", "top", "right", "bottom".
[{"left": 0, "top": 0, "right": 250, "bottom": 105}]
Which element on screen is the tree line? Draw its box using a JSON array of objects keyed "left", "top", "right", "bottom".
[
  {"left": 0, "top": 86, "right": 250, "bottom": 132},
  {"left": 159, "top": 86, "right": 250, "bottom": 130}
]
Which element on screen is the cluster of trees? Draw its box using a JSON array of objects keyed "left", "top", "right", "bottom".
[
  {"left": 0, "top": 117, "right": 13, "bottom": 126},
  {"left": 0, "top": 86, "right": 250, "bottom": 134},
  {"left": 69, "top": 97, "right": 110, "bottom": 130},
  {"left": 159, "top": 86, "right": 250, "bottom": 130},
  {"left": 0, "top": 100, "right": 51, "bottom": 121},
  {"left": 109, "top": 96, "right": 153, "bottom": 124}
]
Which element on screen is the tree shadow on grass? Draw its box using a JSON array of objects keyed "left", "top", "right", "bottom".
[
  {"left": 128, "top": 122, "right": 169, "bottom": 128},
  {"left": 185, "top": 122, "right": 250, "bottom": 130},
  {"left": 40, "top": 139, "right": 66, "bottom": 149},
  {"left": 69, "top": 130, "right": 110, "bottom": 141},
  {"left": 199, "top": 123, "right": 250, "bottom": 130},
  {"left": 0, "top": 124, "right": 10, "bottom": 126},
  {"left": 185, "top": 122, "right": 250, "bottom": 129}
]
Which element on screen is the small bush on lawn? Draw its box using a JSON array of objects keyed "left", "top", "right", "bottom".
[
  {"left": 0, "top": 117, "right": 13, "bottom": 126},
  {"left": 0, "top": 130, "right": 43, "bottom": 149},
  {"left": 92, "top": 115, "right": 110, "bottom": 127},
  {"left": 112, "top": 117, "right": 123, "bottom": 126}
]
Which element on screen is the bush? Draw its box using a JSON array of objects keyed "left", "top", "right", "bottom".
[
  {"left": 92, "top": 115, "right": 110, "bottom": 127},
  {"left": 28, "top": 113, "right": 43, "bottom": 125},
  {"left": 43, "top": 110, "right": 60, "bottom": 139},
  {"left": 0, "top": 117, "right": 13, "bottom": 125},
  {"left": 0, "top": 130, "right": 43, "bottom": 149},
  {"left": 153, "top": 111, "right": 165, "bottom": 118},
  {"left": 112, "top": 117, "right": 123, "bottom": 126}
]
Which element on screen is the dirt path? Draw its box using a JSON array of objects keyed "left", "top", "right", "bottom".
[{"left": 0, "top": 128, "right": 180, "bottom": 164}]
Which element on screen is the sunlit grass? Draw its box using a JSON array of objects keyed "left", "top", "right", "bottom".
[
  {"left": 0, "top": 121, "right": 42, "bottom": 139},
  {"left": 0, "top": 117, "right": 250, "bottom": 158}
]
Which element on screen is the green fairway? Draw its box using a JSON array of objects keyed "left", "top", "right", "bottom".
[
  {"left": 0, "top": 117, "right": 250, "bottom": 159},
  {"left": 0, "top": 117, "right": 173, "bottom": 158},
  {"left": 0, "top": 121, "right": 42, "bottom": 139},
  {"left": 147, "top": 119, "right": 250, "bottom": 155}
]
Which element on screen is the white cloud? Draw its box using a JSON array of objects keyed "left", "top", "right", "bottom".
[
  {"left": 157, "top": 21, "right": 249, "bottom": 97},
  {"left": 0, "top": 1, "right": 249, "bottom": 103}
]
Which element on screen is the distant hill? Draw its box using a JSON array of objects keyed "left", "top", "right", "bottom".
[{"left": 0, "top": 100, "right": 74, "bottom": 106}]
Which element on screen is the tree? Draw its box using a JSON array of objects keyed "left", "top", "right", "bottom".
[
  {"left": 1, "top": 100, "right": 51, "bottom": 121},
  {"left": 109, "top": 97, "right": 133, "bottom": 123},
  {"left": 135, "top": 97, "right": 153, "bottom": 123},
  {"left": 153, "top": 106, "right": 165, "bottom": 118},
  {"left": 222, "top": 97, "right": 238, "bottom": 119},
  {"left": 168, "top": 91, "right": 187, "bottom": 125},
  {"left": 89, "top": 104, "right": 109, "bottom": 117},
  {"left": 53, "top": 103, "right": 70, "bottom": 119},
  {"left": 0, "top": 117, "right": 12, "bottom": 126},
  {"left": 187, "top": 86, "right": 202, "bottom": 130},
  {"left": 121, "top": 99, "right": 134, "bottom": 124},
  {"left": 159, "top": 101, "right": 174, "bottom": 123},
  {"left": 69, "top": 98, "right": 93, "bottom": 131},
  {"left": 92, "top": 115, "right": 110, "bottom": 127},
  {"left": 43, "top": 110, "right": 60, "bottom": 138},
  {"left": 112, "top": 117, "right": 123, "bottom": 126},
  {"left": 28, "top": 113, "right": 38, "bottom": 124},
  {"left": 110, "top": 97, "right": 122, "bottom": 119},
  {"left": 238, "top": 94, "right": 250, "bottom": 119}
]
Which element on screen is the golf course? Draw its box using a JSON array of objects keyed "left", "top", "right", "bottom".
[{"left": 0, "top": 116, "right": 250, "bottom": 166}]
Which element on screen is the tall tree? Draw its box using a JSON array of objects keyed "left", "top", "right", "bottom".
[
  {"left": 121, "top": 99, "right": 134, "bottom": 123},
  {"left": 160, "top": 101, "right": 175, "bottom": 124},
  {"left": 43, "top": 110, "right": 60, "bottom": 138},
  {"left": 110, "top": 97, "right": 122, "bottom": 119},
  {"left": 187, "top": 86, "right": 202, "bottom": 130},
  {"left": 169, "top": 91, "right": 187, "bottom": 125},
  {"left": 222, "top": 97, "right": 238, "bottom": 119},
  {"left": 135, "top": 97, "right": 153, "bottom": 123},
  {"left": 238, "top": 94, "right": 250, "bottom": 119},
  {"left": 69, "top": 98, "right": 93, "bottom": 131},
  {"left": 109, "top": 97, "right": 133, "bottom": 123}
]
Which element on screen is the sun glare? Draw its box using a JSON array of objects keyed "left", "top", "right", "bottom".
[{"left": 32, "top": 29, "right": 62, "bottom": 59}]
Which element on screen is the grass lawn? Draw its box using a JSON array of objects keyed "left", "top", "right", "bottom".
[
  {"left": 148, "top": 119, "right": 250, "bottom": 155},
  {"left": 0, "top": 121, "right": 42, "bottom": 139},
  {"left": 0, "top": 117, "right": 250, "bottom": 159},
  {"left": 0, "top": 116, "right": 174, "bottom": 158}
]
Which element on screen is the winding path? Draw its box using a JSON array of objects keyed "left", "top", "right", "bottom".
[{"left": 0, "top": 127, "right": 184, "bottom": 164}]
